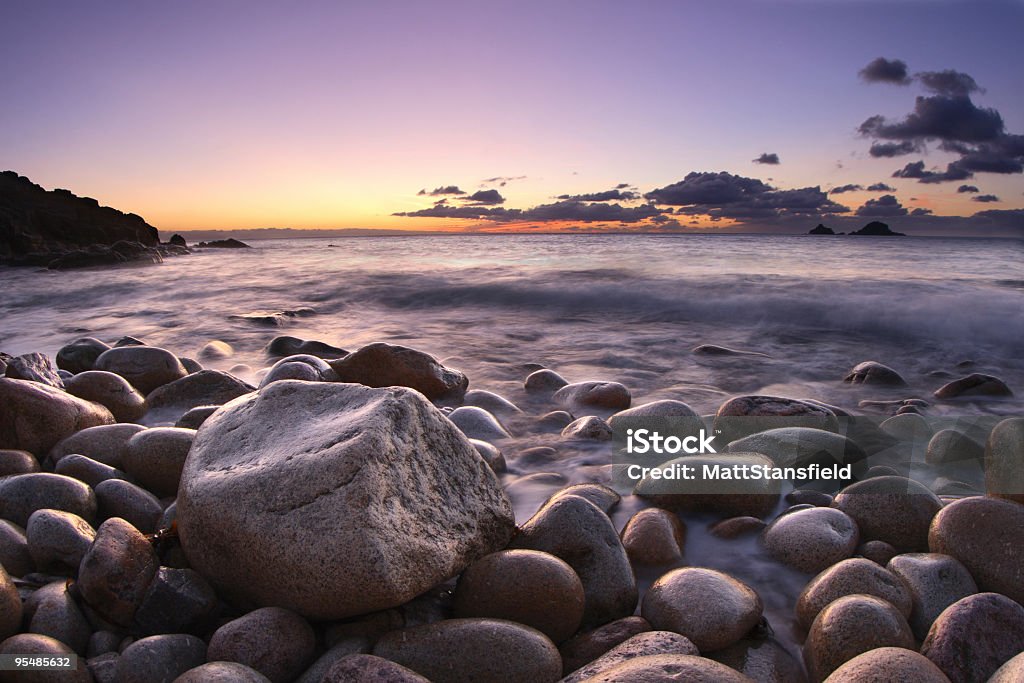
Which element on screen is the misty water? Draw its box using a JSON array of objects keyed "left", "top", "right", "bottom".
[{"left": 2, "top": 233, "right": 1022, "bottom": 659}]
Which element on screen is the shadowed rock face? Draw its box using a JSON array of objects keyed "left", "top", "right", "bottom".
[{"left": 0, "top": 171, "right": 158, "bottom": 258}]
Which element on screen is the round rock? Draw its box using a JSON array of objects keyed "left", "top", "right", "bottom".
[
  {"left": 172, "top": 662, "right": 272, "bottom": 683},
  {"left": 56, "top": 337, "right": 111, "bottom": 374},
  {"left": 823, "top": 646, "right": 949, "bottom": 683},
  {"left": 559, "top": 616, "right": 652, "bottom": 677},
  {"left": 0, "top": 449, "right": 40, "bottom": 476},
  {"left": 78, "top": 517, "right": 159, "bottom": 627},
  {"left": 63, "top": 370, "right": 147, "bottom": 423},
  {"left": 0, "top": 377, "right": 115, "bottom": 456},
  {"left": 620, "top": 508, "right": 686, "bottom": 566},
  {"left": 94, "top": 346, "right": 188, "bottom": 395},
  {"left": 832, "top": 476, "right": 942, "bottom": 552},
  {"left": 95, "top": 479, "right": 163, "bottom": 534},
  {"left": 990, "top": 652, "right": 1024, "bottom": 683},
  {"left": 763, "top": 507, "right": 859, "bottom": 574},
  {"left": 116, "top": 634, "right": 207, "bottom": 683},
  {"left": 561, "top": 631, "right": 699, "bottom": 683},
  {"left": 562, "top": 416, "right": 613, "bottom": 441},
  {"left": 121, "top": 427, "right": 195, "bottom": 497},
  {"left": 0, "top": 520, "right": 33, "bottom": 577},
  {"left": 554, "top": 381, "right": 631, "bottom": 412},
  {"left": 447, "top": 406, "right": 512, "bottom": 441},
  {"left": 921, "top": 592, "right": 1024, "bottom": 683},
  {"left": 0, "top": 633, "right": 91, "bottom": 683},
  {"left": 572, "top": 653, "right": 754, "bottom": 682},
  {"left": 524, "top": 369, "right": 569, "bottom": 395},
  {"left": 207, "top": 607, "right": 314, "bottom": 683},
  {"left": 844, "top": 361, "right": 906, "bottom": 386},
  {"left": 54, "top": 454, "right": 131, "bottom": 489},
  {"left": 887, "top": 552, "right": 978, "bottom": 641},
  {"left": 985, "top": 417, "right": 1024, "bottom": 504},
  {"left": 926, "top": 429, "right": 984, "bottom": 465},
  {"left": 795, "top": 558, "right": 913, "bottom": 630},
  {"left": 0, "top": 473, "right": 96, "bottom": 527},
  {"left": 322, "top": 654, "right": 430, "bottom": 682},
  {"left": 26, "top": 509, "right": 95, "bottom": 574}
]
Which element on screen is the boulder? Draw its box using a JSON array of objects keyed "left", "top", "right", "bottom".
[
  {"left": 548, "top": 484, "right": 621, "bottom": 514},
  {"left": 47, "top": 423, "right": 145, "bottom": 469},
  {"left": 468, "top": 439, "right": 506, "bottom": 474},
  {"left": 293, "top": 640, "right": 372, "bottom": 683},
  {"left": 24, "top": 581, "right": 91, "bottom": 655},
  {"left": 144, "top": 369, "right": 254, "bottom": 417},
  {"left": 843, "top": 361, "right": 906, "bottom": 386},
  {"left": 620, "top": 508, "right": 686, "bottom": 566},
  {"left": 132, "top": 567, "right": 217, "bottom": 637},
  {"left": 174, "top": 406, "right": 218, "bottom": 430},
  {"left": 934, "top": 373, "right": 1012, "bottom": 399},
  {"left": 606, "top": 400, "right": 702, "bottom": 433},
  {"left": 198, "top": 340, "right": 233, "bottom": 360},
  {"left": 463, "top": 389, "right": 523, "bottom": 419},
  {"left": 559, "top": 616, "right": 652, "bottom": 677},
  {"left": 554, "top": 381, "right": 631, "bottom": 412},
  {"left": 709, "top": 516, "right": 766, "bottom": 539},
  {"left": 562, "top": 631, "right": 698, "bottom": 683},
  {"left": 0, "top": 473, "right": 97, "bottom": 527},
  {"left": 823, "top": 647, "right": 950, "bottom": 683},
  {"left": 64, "top": 371, "right": 147, "bottom": 423},
  {"left": 0, "top": 449, "right": 39, "bottom": 476},
  {"left": 116, "top": 634, "right": 207, "bottom": 683},
  {"left": 172, "top": 661, "right": 272, "bottom": 682},
  {"left": 762, "top": 507, "right": 859, "bottom": 574},
  {"left": 713, "top": 395, "right": 838, "bottom": 443},
  {"left": 4, "top": 353, "right": 63, "bottom": 388},
  {"left": 921, "top": 592, "right": 1024, "bottom": 683},
  {"left": 0, "top": 377, "right": 115, "bottom": 455},
  {"left": 177, "top": 381, "right": 514, "bottom": 619},
  {"left": 447, "top": 406, "right": 511, "bottom": 441},
  {"left": 258, "top": 361, "right": 322, "bottom": 388},
  {"left": 571, "top": 653, "right": 754, "bottom": 682},
  {"left": 832, "top": 476, "right": 942, "bottom": 552},
  {"left": 635, "top": 453, "right": 782, "bottom": 518},
  {"left": 0, "top": 633, "right": 92, "bottom": 683},
  {"left": 727, "top": 428, "right": 866, "bottom": 473},
  {"left": 327, "top": 342, "right": 468, "bottom": 400},
  {"left": 56, "top": 338, "right": 111, "bottom": 374},
  {"left": 795, "top": 558, "right": 912, "bottom": 630},
  {"left": 207, "top": 607, "right": 315, "bottom": 683},
  {"left": 78, "top": 517, "right": 159, "bottom": 627},
  {"left": 26, "top": 509, "right": 96, "bottom": 573},
  {"left": 562, "top": 416, "right": 614, "bottom": 441},
  {"left": 985, "top": 417, "right": 1024, "bottom": 503},
  {"left": 524, "top": 369, "right": 569, "bottom": 395},
  {"left": 990, "top": 652, "right": 1024, "bottom": 683},
  {"left": 94, "top": 479, "right": 163, "bottom": 533},
  {"left": 94, "top": 346, "right": 188, "bottom": 395},
  {"left": 0, "top": 520, "right": 33, "bottom": 577},
  {"left": 121, "top": 427, "right": 195, "bottom": 497},
  {"left": 54, "top": 454, "right": 131, "bottom": 489},
  {"left": 887, "top": 552, "right": 978, "bottom": 641},
  {"left": 265, "top": 335, "right": 346, "bottom": 359},
  {"left": 926, "top": 429, "right": 984, "bottom": 465},
  {"left": 857, "top": 540, "right": 898, "bottom": 566}
]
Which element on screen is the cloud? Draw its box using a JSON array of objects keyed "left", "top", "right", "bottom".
[
  {"left": 910, "top": 208, "right": 933, "bottom": 216},
  {"left": 859, "top": 97, "right": 1004, "bottom": 144},
  {"left": 892, "top": 160, "right": 973, "bottom": 184},
  {"left": 972, "top": 194, "right": 1000, "bottom": 203},
  {"left": 417, "top": 185, "right": 465, "bottom": 196},
  {"left": 860, "top": 57, "right": 911, "bottom": 85},
  {"left": 753, "top": 153, "right": 780, "bottom": 165},
  {"left": 556, "top": 188, "right": 639, "bottom": 202},
  {"left": 867, "top": 182, "right": 896, "bottom": 192},
  {"left": 957, "top": 184, "right": 980, "bottom": 193},
  {"left": 465, "top": 189, "right": 505, "bottom": 205},
  {"left": 855, "top": 194, "right": 908, "bottom": 217},
  {"left": 481, "top": 175, "right": 527, "bottom": 187},
  {"left": 869, "top": 141, "right": 921, "bottom": 158},
  {"left": 830, "top": 184, "right": 863, "bottom": 194},
  {"left": 517, "top": 201, "right": 665, "bottom": 223},
  {"left": 916, "top": 70, "right": 983, "bottom": 97},
  {"left": 393, "top": 205, "right": 512, "bottom": 220}
]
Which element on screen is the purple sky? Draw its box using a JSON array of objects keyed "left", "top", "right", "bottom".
[{"left": 2, "top": 1, "right": 1022, "bottom": 235}]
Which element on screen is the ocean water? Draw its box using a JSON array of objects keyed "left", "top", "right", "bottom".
[{"left": 2, "top": 233, "right": 1022, "bottom": 654}]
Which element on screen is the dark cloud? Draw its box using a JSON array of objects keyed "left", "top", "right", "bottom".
[
  {"left": 855, "top": 194, "right": 908, "bottom": 217},
  {"left": 869, "top": 141, "right": 921, "bottom": 158},
  {"left": 910, "top": 208, "right": 933, "bottom": 216},
  {"left": 957, "top": 184, "right": 980, "bottom": 193},
  {"left": 972, "top": 194, "right": 1000, "bottom": 203},
  {"left": 481, "top": 175, "right": 526, "bottom": 187},
  {"left": 517, "top": 200, "right": 664, "bottom": 223},
  {"left": 615, "top": 183, "right": 631, "bottom": 189},
  {"left": 830, "top": 184, "right": 863, "bottom": 194},
  {"left": 860, "top": 57, "right": 911, "bottom": 85},
  {"left": 645, "top": 172, "right": 772, "bottom": 206},
  {"left": 465, "top": 189, "right": 505, "bottom": 205},
  {"left": 867, "top": 183, "right": 896, "bottom": 192},
  {"left": 556, "top": 188, "right": 639, "bottom": 202},
  {"left": 417, "top": 185, "right": 465, "bottom": 196},
  {"left": 859, "top": 97, "right": 1004, "bottom": 144},
  {"left": 393, "top": 205, "right": 512, "bottom": 220},
  {"left": 753, "top": 153, "right": 780, "bottom": 165},
  {"left": 892, "top": 160, "right": 973, "bottom": 184},
  {"left": 917, "top": 70, "right": 983, "bottom": 97}
]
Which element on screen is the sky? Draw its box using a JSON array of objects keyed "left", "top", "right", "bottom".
[{"left": 2, "top": 0, "right": 1022, "bottom": 236}]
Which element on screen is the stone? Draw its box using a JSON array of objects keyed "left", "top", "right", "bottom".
[
  {"left": 559, "top": 616, "right": 652, "bottom": 676},
  {"left": 823, "top": 647, "right": 950, "bottom": 683},
  {"left": 879, "top": 413, "right": 933, "bottom": 442},
  {"left": 78, "top": 517, "right": 159, "bottom": 627},
  {"left": 803, "top": 594, "right": 915, "bottom": 682},
  {"left": 985, "top": 417, "right": 1024, "bottom": 504},
  {"left": 56, "top": 338, "right": 111, "bottom": 374},
  {"left": 95, "top": 480, "right": 163, "bottom": 534},
  {"left": 207, "top": 607, "right": 315, "bottom": 683},
  {"left": 572, "top": 654, "right": 754, "bottom": 682},
  {"left": 524, "top": 369, "right": 569, "bottom": 395},
  {"left": 921, "top": 592, "right": 1024, "bottom": 683},
  {"left": 463, "top": 389, "right": 522, "bottom": 419},
  {"left": 606, "top": 400, "right": 702, "bottom": 432},
  {"left": 468, "top": 439, "right": 506, "bottom": 474},
  {"left": 562, "top": 631, "right": 699, "bottom": 683},
  {"left": 0, "top": 473, "right": 97, "bottom": 527},
  {"left": 763, "top": 507, "right": 859, "bottom": 574},
  {"left": 198, "top": 340, "right": 233, "bottom": 360},
  {"left": 4, "top": 353, "right": 63, "bottom": 388},
  {"left": 554, "top": 381, "right": 631, "bottom": 412},
  {"left": 0, "top": 449, "right": 39, "bottom": 476},
  {"left": 795, "top": 558, "right": 913, "bottom": 630},
  {"left": 25, "top": 582, "right": 91, "bottom": 655},
  {"left": 258, "top": 361, "right": 322, "bottom": 388},
  {"left": 179, "top": 358, "right": 202, "bottom": 374},
  {"left": 548, "top": 484, "right": 621, "bottom": 514},
  {"left": 786, "top": 490, "right": 834, "bottom": 507},
  {"left": 121, "top": 427, "right": 195, "bottom": 497},
  {"left": 934, "top": 373, "right": 1013, "bottom": 399},
  {"left": 132, "top": 567, "right": 217, "bottom": 636},
  {"left": 64, "top": 371, "right": 147, "bottom": 423},
  {"left": 857, "top": 540, "right": 898, "bottom": 566},
  {"left": 321, "top": 654, "right": 430, "bottom": 682},
  {"left": 94, "top": 346, "right": 188, "bottom": 395},
  {"left": 709, "top": 636, "right": 807, "bottom": 683},
  {"left": 173, "top": 661, "right": 272, "bottom": 682},
  {"left": 54, "top": 455, "right": 130, "bottom": 489},
  {"left": 727, "top": 428, "right": 866, "bottom": 472},
  {"left": 537, "top": 410, "right": 574, "bottom": 430},
  {"left": 0, "top": 566, "right": 19, "bottom": 641},
  {"left": 144, "top": 369, "right": 254, "bottom": 417},
  {"left": 990, "top": 652, "right": 1024, "bottom": 683},
  {"left": 447, "top": 406, "right": 512, "bottom": 441},
  {"left": 620, "top": 508, "right": 686, "bottom": 565},
  {"left": 926, "top": 429, "right": 984, "bottom": 465},
  {"left": 453, "top": 549, "right": 585, "bottom": 643},
  {"left": 26, "top": 509, "right": 96, "bottom": 573},
  {"left": 0, "top": 520, "right": 33, "bottom": 577},
  {"left": 562, "top": 416, "right": 613, "bottom": 441},
  {"left": 88, "top": 631, "right": 121, "bottom": 658},
  {"left": 117, "top": 634, "right": 207, "bottom": 683},
  {"left": 887, "top": 552, "right": 978, "bottom": 641},
  {"left": 265, "top": 335, "right": 346, "bottom": 359},
  {"left": 515, "top": 446, "right": 560, "bottom": 467},
  {"left": 641, "top": 567, "right": 763, "bottom": 652},
  {"left": 928, "top": 495, "right": 1024, "bottom": 605},
  {"left": 693, "top": 344, "right": 769, "bottom": 357},
  {"left": 635, "top": 453, "right": 782, "bottom": 518},
  {"left": 327, "top": 342, "right": 468, "bottom": 400},
  {"left": 0, "top": 377, "right": 115, "bottom": 455},
  {"left": 832, "top": 476, "right": 942, "bottom": 552},
  {"left": 713, "top": 395, "right": 838, "bottom": 443},
  {"left": 509, "top": 494, "right": 637, "bottom": 629},
  {"left": 843, "top": 360, "right": 906, "bottom": 386},
  {"left": 174, "top": 406, "right": 218, "bottom": 430},
  {"left": 293, "top": 639, "right": 373, "bottom": 683},
  {"left": 373, "top": 618, "right": 562, "bottom": 683},
  {"left": 0, "top": 633, "right": 92, "bottom": 683},
  {"left": 709, "top": 517, "right": 766, "bottom": 539},
  {"left": 177, "top": 381, "right": 514, "bottom": 619},
  {"left": 47, "top": 423, "right": 145, "bottom": 469}
]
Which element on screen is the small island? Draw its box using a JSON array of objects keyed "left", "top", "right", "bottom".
[
  {"left": 808, "top": 223, "right": 835, "bottom": 235},
  {"left": 808, "top": 221, "right": 905, "bottom": 237}
]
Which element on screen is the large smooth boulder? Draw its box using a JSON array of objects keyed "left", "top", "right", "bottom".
[
  {"left": 56, "top": 337, "right": 111, "bottom": 374},
  {"left": 554, "top": 381, "right": 631, "bottom": 412},
  {"left": 727, "top": 428, "right": 865, "bottom": 472},
  {"left": 634, "top": 453, "right": 782, "bottom": 518},
  {"left": 94, "top": 346, "right": 188, "bottom": 395},
  {"left": 0, "top": 473, "right": 96, "bottom": 527},
  {"left": 78, "top": 517, "right": 159, "bottom": 627},
  {"left": 887, "top": 553, "right": 978, "bottom": 641},
  {"left": 207, "top": 607, "right": 315, "bottom": 683},
  {"left": 327, "top": 342, "right": 468, "bottom": 400},
  {"left": 823, "top": 647, "right": 950, "bottom": 683},
  {"left": 934, "top": 373, "right": 1013, "bottom": 399},
  {"left": 762, "top": 507, "right": 859, "bottom": 574},
  {"left": 795, "top": 558, "right": 912, "bottom": 630},
  {"left": 116, "top": 634, "right": 207, "bottom": 683},
  {"left": 0, "top": 377, "right": 114, "bottom": 455},
  {"left": 177, "top": 381, "right": 514, "bottom": 619},
  {"left": 832, "top": 476, "right": 942, "bottom": 553},
  {"left": 562, "top": 631, "right": 698, "bottom": 683},
  {"left": 144, "top": 370, "right": 254, "bottom": 417},
  {"left": 47, "top": 423, "right": 145, "bottom": 469},
  {"left": 63, "top": 370, "right": 147, "bottom": 423},
  {"left": 572, "top": 654, "right": 754, "bottom": 682},
  {"left": 843, "top": 361, "right": 906, "bottom": 386},
  {"left": 985, "top": 417, "right": 1024, "bottom": 503},
  {"left": 713, "top": 395, "right": 838, "bottom": 443},
  {"left": 121, "top": 427, "right": 195, "bottom": 497},
  {"left": 921, "top": 592, "right": 1024, "bottom": 683}
]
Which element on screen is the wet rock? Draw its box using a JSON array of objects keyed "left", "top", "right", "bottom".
[
  {"left": 554, "top": 381, "right": 631, "bottom": 412},
  {"left": 856, "top": 540, "right": 898, "bottom": 566},
  {"left": 26, "top": 509, "right": 95, "bottom": 573},
  {"left": 95, "top": 479, "right": 163, "bottom": 534},
  {"left": 293, "top": 639, "right": 372, "bottom": 683},
  {"left": 762, "top": 507, "right": 859, "bottom": 574},
  {"left": 207, "top": 607, "right": 315, "bottom": 683},
  {"left": 573, "top": 653, "right": 754, "bottom": 682},
  {"left": 990, "top": 652, "right": 1024, "bottom": 683},
  {"left": 926, "top": 429, "right": 984, "bottom": 465},
  {"left": 57, "top": 337, "right": 111, "bottom": 374},
  {"left": 928, "top": 496, "right": 1024, "bottom": 605},
  {"left": 516, "top": 446, "right": 560, "bottom": 467},
  {"left": 985, "top": 417, "right": 1024, "bottom": 504},
  {"left": 54, "top": 455, "right": 130, "bottom": 489},
  {"left": 145, "top": 369, "right": 254, "bottom": 417},
  {"left": 117, "top": 634, "right": 207, "bottom": 683},
  {"left": 78, "top": 517, "right": 159, "bottom": 627},
  {"left": 843, "top": 361, "right": 906, "bottom": 386},
  {"left": 327, "top": 342, "right": 468, "bottom": 401},
  {"left": 620, "top": 508, "right": 686, "bottom": 565},
  {"left": 879, "top": 413, "right": 933, "bottom": 442},
  {"left": 635, "top": 453, "right": 782, "bottom": 518},
  {"left": 0, "top": 473, "right": 97, "bottom": 527},
  {"left": 921, "top": 592, "right": 1024, "bottom": 683},
  {"left": 463, "top": 389, "right": 523, "bottom": 419},
  {"left": 173, "top": 661, "right": 272, "bottom": 682},
  {"left": 0, "top": 449, "right": 39, "bottom": 476},
  {"left": 562, "top": 631, "right": 699, "bottom": 683},
  {"left": 121, "top": 427, "right": 195, "bottom": 497},
  {"left": 823, "top": 647, "right": 950, "bottom": 683},
  {"left": 537, "top": 410, "right": 574, "bottom": 430},
  {"left": 47, "top": 423, "right": 145, "bottom": 469},
  {"left": 198, "top": 340, "right": 233, "bottom": 360},
  {"left": 0, "top": 566, "right": 19, "bottom": 641},
  {"left": 524, "top": 369, "right": 569, "bottom": 395},
  {"left": 549, "top": 484, "right": 621, "bottom": 514},
  {"left": 803, "top": 594, "right": 915, "bottom": 682},
  {"left": 453, "top": 549, "right": 585, "bottom": 643},
  {"left": 709, "top": 516, "right": 766, "bottom": 539},
  {"left": 174, "top": 405, "right": 218, "bottom": 430},
  {"left": 321, "top": 654, "right": 430, "bottom": 682},
  {"left": 0, "top": 521, "right": 33, "bottom": 577},
  {"left": 0, "top": 377, "right": 115, "bottom": 455},
  {"left": 795, "top": 558, "right": 913, "bottom": 630},
  {"left": 728, "top": 428, "right": 866, "bottom": 472},
  {"left": 94, "top": 346, "right": 188, "bottom": 395},
  {"left": 5, "top": 353, "right": 63, "bottom": 388},
  {"left": 562, "top": 416, "right": 613, "bottom": 441},
  {"left": 713, "top": 395, "right": 838, "bottom": 443},
  {"left": 887, "top": 552, "right": 978, "bottom": 641},
  {"left": 509, "top": 494, "right": 637, "bottom": 629},
  {"left": 26, "top": 582, "right": 91, "bottom": 654},
  {"left": 64, "top": 371, "right": 147, "bottom": 423},
  {"left": 934, "top": 373, "right": 1013, "bottom": 399},
  {"left": 132, "top": 567, "right": 217, "bottom": 636},
  {"left": 448, "top": 406, "right": 512, "bottom": 441},
  {"left": 177, "top": 381, "right": 514, "bottom": 619},
  {"left": 114, "top": 336, "right": 145, "bottom": 347},
  {"left": 559, "top": 616, "right": 652, "bottom": 677},
  {"left": 606, "top": 400, "right": 702, "bottom": 432},
  {"left": 832, "top": 476, "right": 942, "bottom": 552},
  {"left": 373, "top": 618, "right": 562, "bottom": 683},
  {"left": 265, "top": 335, "right": 347, "bottom": 359},
  {"left": 179, "top": 357, "right": 202, "bottom": 374},
  {"left": 709, "top": 636, "right": 807, "bottom": 683},
  {"left": 468, "top": 439, "right": 506, "bottom": 473},
  {"left": 641, "top": 567, "right": 763, "bottom": 652},
  {"left": 693, "top": 344, "right": 769, "bottom": 357},
  {"left": 258, "top": 360, "right": 322, "bottom": 388},
  {"left": 0, "top": 633, "right": 91, "bottom": 683}
]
